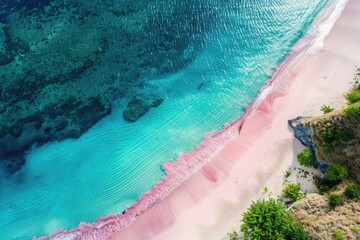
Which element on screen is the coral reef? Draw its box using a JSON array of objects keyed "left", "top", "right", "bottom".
[
  {"left": 0, "top": 0, "right": 215, "bottom": 174},
  {"left": 123, "top": 95, "right": 163, "bottom": 122}
]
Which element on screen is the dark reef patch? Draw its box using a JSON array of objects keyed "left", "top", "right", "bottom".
[
  {"left": 0, "top": 0, "right": 52, "bottom": 23},
  {"left": 123, "top": 95, "right": 163, "bottom": 122},
  {"left": 123, "top": 98, "right": 150, "bottom": 122}
]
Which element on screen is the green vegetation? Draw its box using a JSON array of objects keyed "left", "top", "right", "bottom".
[
  {"left": 317, "top": 184, "right": 330, "bottom": 195},
  {"left": 345, "top": 184, "right": 360, "bottom": 200},
  {"left": 320, "top": 127, "right": 352, "bottom": 144},
  {"left": 285, "top": 170, "right": 291, "bottom": 178},
  {"left": 320, "top": 127, "right": 336, "bottom": 143},
  {"left": 351, "top": 226, "right": 360, "bottom": 233},
  {"left": 345, "top": 88, "right": 360, "bottom": 104},
  {"left": 333, "top": 229, "right": 345, "bottom": 240},
  {"left": 326, "top": 163, "right": 348, "bottom": 184},
  {"left": 320, "top": 105, "right": 334, "bottom": 114},
  {"left": 297, "top": 149, "right": 314, "bottom": 167},
  {"left": 323, "top": 144, "right": 334, "bottom": 154},
  {"left": 226, "top": 231, "right": 240, "bottom": 240},
  {"left": 241, "top": 199, "right": 310, "bottom": 240},
  {"left": 282, "top": 183, "right": 304, "bottom": 202},
  {"left": 343, "top": 102, "right": 360, "bottom": 119},
  {"left": 328, "top": 194, "right": 344, "bottom": 210}
]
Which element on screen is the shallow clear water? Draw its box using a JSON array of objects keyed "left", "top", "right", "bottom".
[{"left": 0, "top": 0, "right": 330, "bottom": 238}]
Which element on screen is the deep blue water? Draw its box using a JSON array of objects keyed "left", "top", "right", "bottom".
[
  {"left": 0, "top": 0, "right": 330, "bottom": 239},
  {"left": 0, "top": 0, "right": 51, "bottom": 23}
]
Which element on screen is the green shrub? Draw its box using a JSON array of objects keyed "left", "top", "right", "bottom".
[
  {"left": 227, "top": 231, "right": 240, "bottom": 240},
  {"left": 323, "top": 144, "right": 334, "bottom": 154},
  {"left": 328, "top": 194, "right": 344, "bottom": 209},
  {"left": 326, "top": 163, "right": 348, "bottom": 183},
  {"left": 282, "top": 183, "right": 304, "bottom": 202},
  {"left": 345, "top": 89, "right": 360, "bottom": 104},
  {"left": 333, "top": 229, "right": 345, "bottom": 240},
  {"left": 320, "top": 128, "right": 351, "bottom": 144},
  {"left": 241, "top": 199, "right": 310, "bottom": 240},
  {"left": 343, "top": 102, "right": 360, "bottom": 119},
  {"left": 335, "top": 129, "right": 352, "bottom": 141},
  {"left": 320, "top": 128, "right": 336, "bottom": 143},
  {"left": 289, "top": 223, "right": 312, "bottom": 240},
  {"left": 320, "top": 105, "right": 334, "bottom": 114},
  {"left": 318, "top": 184, "right": 330, "bottom": 195},
  {"left": 297, "top": 149, "right": 314, "bottom": 167},
  {"left": 345, "top": 184, "right": 360, "bottom": 200}
]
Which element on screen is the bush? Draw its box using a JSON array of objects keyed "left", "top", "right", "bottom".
[
  {"left": 320, "top": 105, "right": 334, "bottom": 114},
  {"left": 328, "top": 194, "right": 344, "bottom": 209},
  {"left": 282, "top": 183, "right": 304, "bottom": 202},
  {"left": 345, "top": 89, "right": 360, "bottom": 104},
  {"left": 345, "top": 184, "right": 360, "bottom": 200},
  {"left": 241, "top": 199, "right": 310, "bottom": 240},
  {"left": 297, "top": 149, "right": 314, "bottom": 167},
  {"left": 320, "top": 128, "right": 351, "bottom": 144},
  {"left": 325, "top": 163, "right": 348, "bottom": 183},
  {"left": 333, "top": 229, "right": 345, "bottom": 240},
  {"left": 335, "top": 129, "right": 352, "bottom": 141},
  {"left": 317, "top": 184, "right": 330, "bottom": 195},
  {"left": 227, "top": 231, "right": 240, "bottom": 240},
  {"left": 289, "top": 223, "right": 312, "bottom": 240},
  {"left": 323, "top": 144, "right": 334, "bottom": 154},
  {"left": 320, "top": 128, "right": 336, "bottom": 143},
  {"left": 343, "top": 103, "right": 360, "bottom": 119}
]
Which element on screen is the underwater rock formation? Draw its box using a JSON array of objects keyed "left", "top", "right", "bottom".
[
  {"left": 123, "top": 95, "right": 163, "bottom": 122},
  {"left": 123, "top": 97, "right": 150, "bottom": 122},
  {"left": 0, "top": 0, "right": 215, "bottom": 174}
]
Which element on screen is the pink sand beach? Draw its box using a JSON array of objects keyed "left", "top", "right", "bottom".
[{"left": 49, "top": 0, "right": 360, "bottom": 239}]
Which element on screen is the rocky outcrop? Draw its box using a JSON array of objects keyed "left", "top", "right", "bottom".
[
  {"left": 289, "top": 108, "right": 360, "bottom": 183},
  {"left": 290, "top": 183, "right": 360, "bottom": 240},
  {"left": 307, "top": 112, "right": 360, "bottom": 183},
  {"left": 288, "top": 117, "right": 329, "bottom": 174},
  {"left": 288, "top": 117, "right": 313, "bottom": 148}
]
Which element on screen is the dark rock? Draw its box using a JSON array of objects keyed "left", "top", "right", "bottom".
[
  {"left": 288, "top": 116, "right": 329, "bottom": 174},
  {"left": 288, "top": 117, "right": 313, "bottom": 149},
  {"left": 150, "top": 97, "right": 163, "bottom": 108},
  {"left": 123, "top": 97, "right": 150, "bottom": 122},
  {"left": 123, "top": 95, "right": 163, "bottom": 122}
]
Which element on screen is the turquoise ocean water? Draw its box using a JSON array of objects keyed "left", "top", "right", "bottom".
[{"left": 0, "top": 0, "right": 330, "bottom": 239}]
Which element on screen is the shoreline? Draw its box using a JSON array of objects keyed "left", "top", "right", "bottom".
[{"left": 46, "top": 0, "right": 358, "bottom": 239}]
